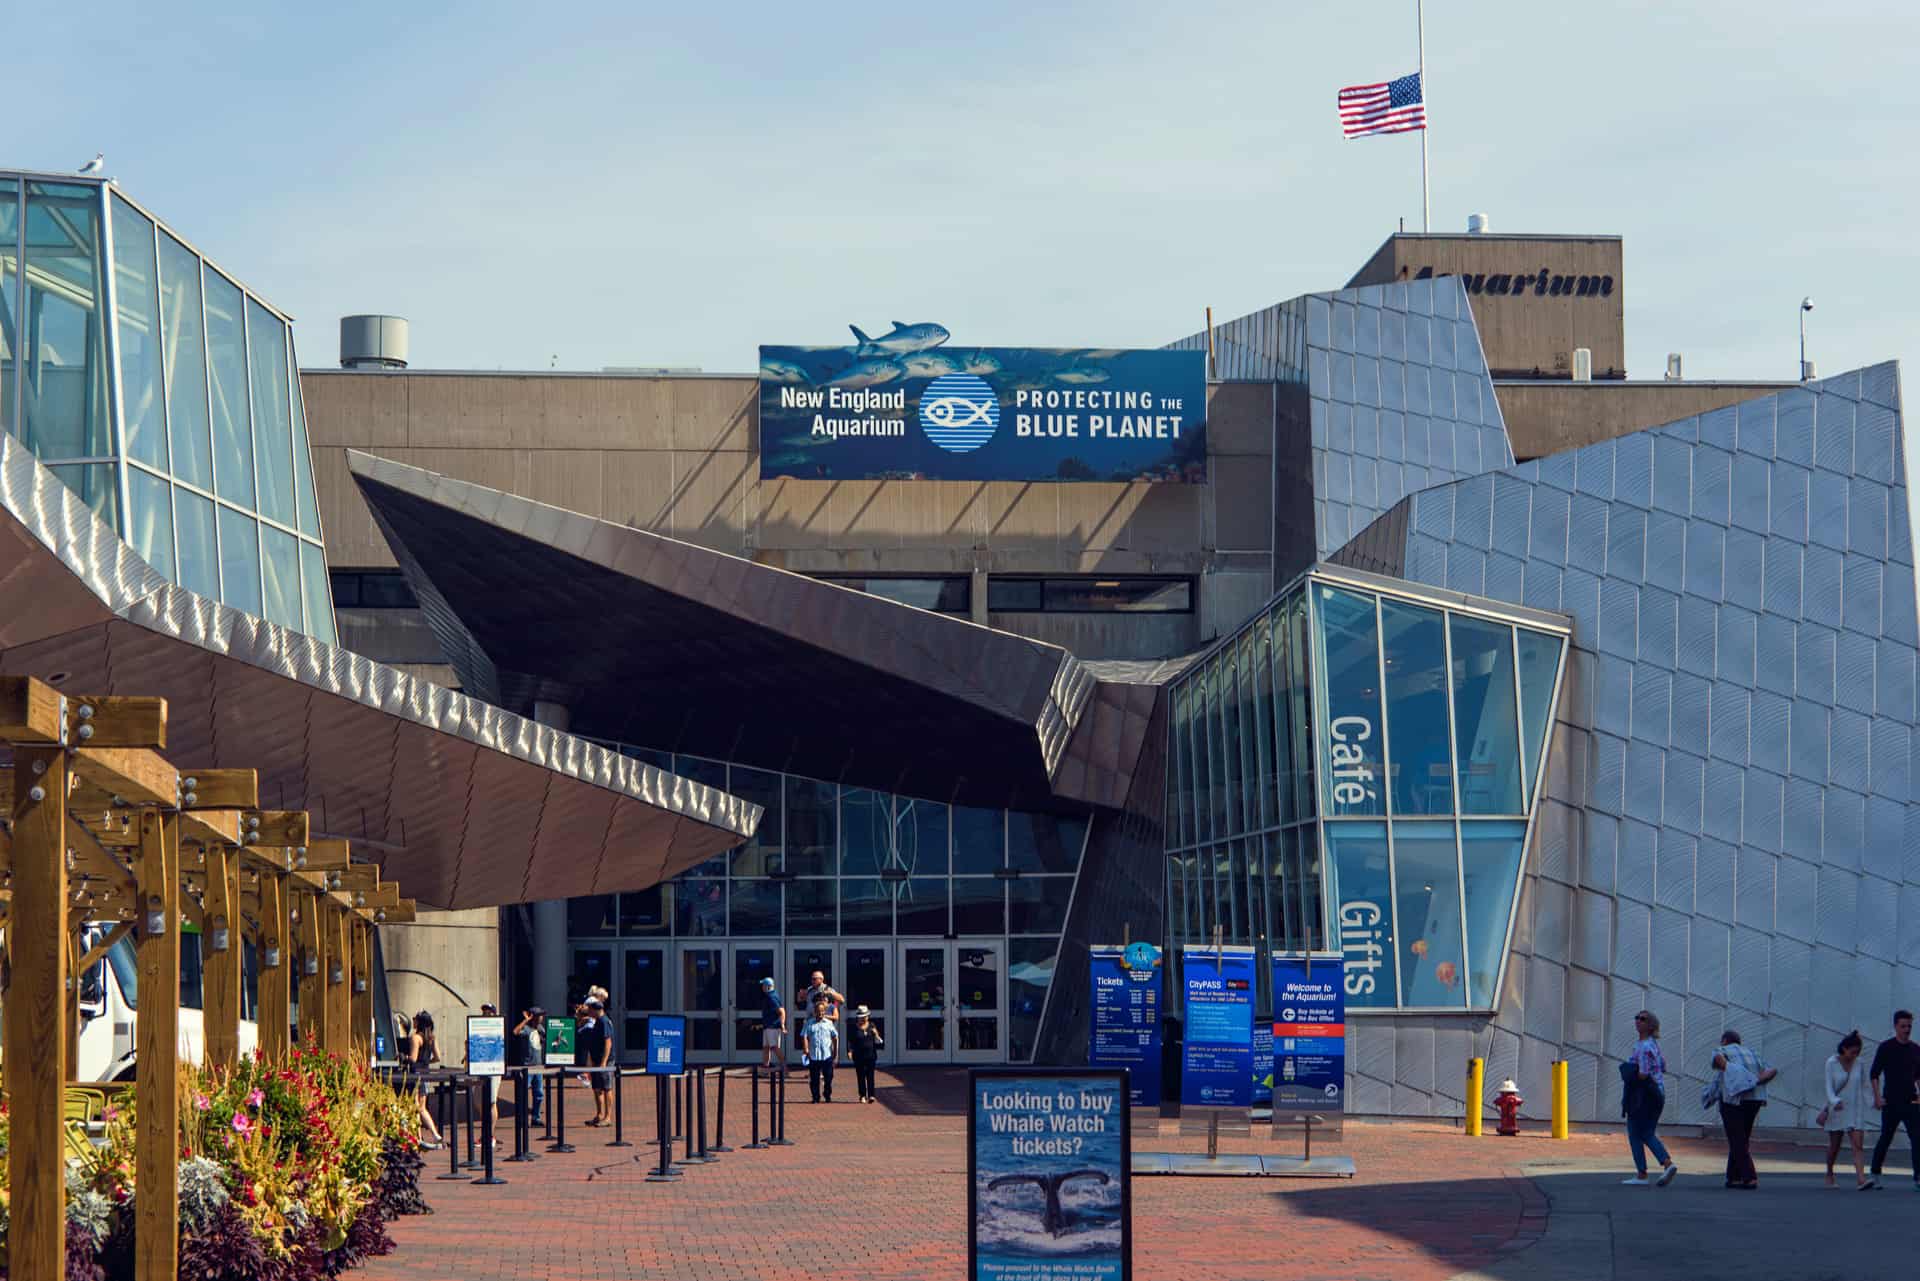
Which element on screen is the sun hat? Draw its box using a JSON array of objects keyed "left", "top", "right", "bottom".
[{"left": 853, "top": 1005, "right": 871, "bottom": 1017}]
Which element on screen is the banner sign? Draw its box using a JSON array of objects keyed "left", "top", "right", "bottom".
[
  {"left": 759, "top": 332, "right": 1206, "bottom": 484},
  {"left": 465, "top": 1015, "right": 506, "bottom": 1078},
  {"left": 1179, "top": 945, "right": 1255, "bottom": 1109},
  {"left": 970, "top": 1069, "right": 1130, "bottom": 1281},
  {"left": 1270, "top": 954, "right": 1346, "bottom": 1117},
  {"left": 544, "top": 1016, "right": 577, "bottom": 1067},
  {"left": 1252, "top": 1022, "right": 1274, "bottom": 1109},
  {"left": 1088, "top": 943, "right": 1163, "bottom": 1110},
  {"left": 645, "top": 1014, "right": 686, "bottom": 1075}
]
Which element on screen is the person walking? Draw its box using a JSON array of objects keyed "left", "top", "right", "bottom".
[
  {"left": 758, "top": 976, "right": 787, "bottom": 1070},
  {"left": 407, "top": 1010, "right": 444, "bottom": 1149},
  {"left": 512, "top": 1006, "right": 547, "bottom": 1127},
  {"left": 846, "top": 1004, "right": 885, "bottom": 1103},
  {"left": 1622, "top": 1010, "right": 1679, "bottom": 1187},
  {"left": 1709, "top": 1029, "right": 1776, "bottom": 1189},
  {"left": 1866, "top": 1009, "right": 1920, "bottom": 1189},
  {"left": 801, "top": 998, "right": 839, "bottom": 1103},
  {"left": 800, "top": 970, "right": 846, "bottom": 1023},
  {"left": 1825, "top": 1030, "right": 1870, "bottom": 1189}
]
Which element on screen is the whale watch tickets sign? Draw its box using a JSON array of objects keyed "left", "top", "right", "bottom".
[{"left": 759, "top": 324, "right": 1207, "bottom": 483}]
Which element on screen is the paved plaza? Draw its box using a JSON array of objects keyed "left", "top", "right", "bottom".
[{"left": 357, "top": 1069, "right": 1912, "bottom": 1281}]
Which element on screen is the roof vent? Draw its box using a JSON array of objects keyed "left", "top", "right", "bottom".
[
  {"left": 340, "top": 315, "right": 409, "bottom": 370},
  {"left": 1466, "top": 213, "right": 1489, "bottom": 235},
  {"left": 1666, "top": 353, "right": 1684, "bottom": 381},
  {"left": 1572, "top": 348, "right": 1592, "bottom": 382}
]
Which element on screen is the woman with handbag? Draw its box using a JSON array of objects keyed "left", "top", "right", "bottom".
[
  {"left": 1824, "top": 1030, "right": 1870, "bottom": 1189},
  {"left": 1711, "top": 1029, "right": 1777, "bottom": 1189}
]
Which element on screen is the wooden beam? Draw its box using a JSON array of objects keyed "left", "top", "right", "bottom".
[
  {"left": 256, "top": 874, "right": 291, "bottom": 1059},
  {"left": 351, "top": 921, "right": 374, "bottom": 1062},
  {"left": 134, "top": 811, "right": 180, "bottom": 1281},
  {"left": 71, "top": 747, "right": 179, "bottom": 808},
  {"left": 200, "top": 845, "right": 241, "bottom": 1067},
  {"left": 295, "top": 888, "right": 323, "bottom": 1048},
  {"left": 376, "top": 899, "right": 417, "bottom": 925},
  {"left": 323, "top": 905, "right": 353, "bottom": 1056},
  {"left": 64, "top": 695, "right": 166, "bottom": 750},
  {"left": 242, "top": 810, "right": 309, "bottom": 852},
  {"left": 337, "top": 865, "right": 380, "bottom": 894},
  {"left": 361, "top": 883, "right": 402, "bottom": 910},
  {"left": 180, "top": 809, "right": 241, "bottom": 847},
  {"left": 178, "top": 768, "right": 257, "bottom": 811},
  {"left": 0, "top": 675, "right": 64, "bottom": 743},
  {"left": 8, "top": 744, "right": 68, "bottom": 1278},
  {"left": 73, "top": 919, "right": 135, "bottom": 977},
  {"left": 301, "top": 838, "right": 350, "bottom": 871}
]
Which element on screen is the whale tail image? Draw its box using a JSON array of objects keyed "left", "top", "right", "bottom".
[{"left": 986, "top": 1170, "right": 1111, "bottom": 1236}]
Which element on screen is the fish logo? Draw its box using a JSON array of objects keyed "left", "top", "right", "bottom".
[{"left": 919, "top": 373, "right": 999, "bottom": 453}]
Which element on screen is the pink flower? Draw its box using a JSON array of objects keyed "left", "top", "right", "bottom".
[
  {"left": 194, "top": 1095, "right": 211, "bottom": 1112},
  {"left": 247, "top": 1088, "right": 265, "bottom": 1109},
  {"left": 232, "top": 1113, "right": 252, "bottom": 1135},
  {"left": 102, "top": 1104, "right": 119, "bottom": 1122}
]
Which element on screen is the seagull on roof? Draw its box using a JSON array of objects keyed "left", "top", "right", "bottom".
[{"left": 78, "top": 153, "right": 104, "bottom": 175}]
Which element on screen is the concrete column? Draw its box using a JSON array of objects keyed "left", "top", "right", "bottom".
[
  {"left": 531, "top": 699, "right": 573, "bottom": 1015},
  {"left": 970, "top": 558, "right": 989, "bottom": 625}
]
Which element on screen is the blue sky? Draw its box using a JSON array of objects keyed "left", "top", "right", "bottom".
[{"left": 21, "top": 1, "right": 1916, "bottom": 380}]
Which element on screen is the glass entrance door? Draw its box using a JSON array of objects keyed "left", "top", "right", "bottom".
[
  {"left": 730, "top": 943, "right": 778, "bottom": 1063},
  {"left": 788, "top": 940, "right": 839, "bottom": 1065},
  {"left": 843, "top": 944, "right": 890, "bottom": 1064},
  {"left": 678, "top": 945, "right": 725, "bottom": 1062},
  {"left": 899, "top": 941, "right": 950, "bottom": 1063},
  {"left": 951, "top": 941, "right": 1003, "bottom": 1063},
  {"left": 618, "top": 944, "right": 667, "bottom": 1064}
]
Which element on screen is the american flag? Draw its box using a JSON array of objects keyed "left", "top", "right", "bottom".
[{"left": 1338, "top": 71, "right": 1427, "bottom": 138}]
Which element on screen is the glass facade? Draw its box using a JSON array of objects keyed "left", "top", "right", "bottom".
[
  {"left": 0, "top": 172, "right": 334, "bottom": 642},
  {"left": 567, "top": 747, "right": 1090, "bottom": 1062},
  {"left": 1166, "top": 568, "right": 1567, "bottom": 1012}
]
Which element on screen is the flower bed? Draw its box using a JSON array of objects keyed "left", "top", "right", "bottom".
[{"left": 0, "top": 1050, "right": 430, "bottom": 1280}]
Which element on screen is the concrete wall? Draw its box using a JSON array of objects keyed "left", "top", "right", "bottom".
[
  {"left": 303, "top": 372, "right": 1276, "bottom": 660},
  {"left": 379, "top": 908, "right": 500, "bottom": 1051},
  {"left": 1349, "top": 233, "right": 1626, "bottom": 379},
  {"left": 1492, "top": 380, "right": 1790, "bottom": 461}
]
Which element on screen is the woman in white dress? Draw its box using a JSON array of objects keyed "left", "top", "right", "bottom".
[{"left": 1825, "top": 1029, "right": 1869, "bottom": 1189}]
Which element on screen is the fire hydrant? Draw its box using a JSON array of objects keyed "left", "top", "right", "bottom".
[{"left": 1494, "top": 1079, "right": 1524, "bottom": 1136}]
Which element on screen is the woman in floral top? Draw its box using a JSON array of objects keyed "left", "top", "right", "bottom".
[{"left": 1624, "top": 1010, "right": 1679, "bottom": 1186}]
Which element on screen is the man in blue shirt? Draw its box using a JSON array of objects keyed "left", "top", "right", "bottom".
[{"left": 759, "top": 976, "right": 787, "bottom": 1069}]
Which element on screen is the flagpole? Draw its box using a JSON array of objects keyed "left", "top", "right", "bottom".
[{"left": 1418, "top": 0, "right": 1430, "bottom": 231}]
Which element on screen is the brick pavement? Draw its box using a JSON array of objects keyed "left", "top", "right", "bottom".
[{"left": 356, "top": 1068, "right": 1695, "bottom": 1281}]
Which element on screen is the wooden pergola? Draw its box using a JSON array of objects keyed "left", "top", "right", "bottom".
[{"left": 0, "top": 675, "right": 417, "bottom": 1281}]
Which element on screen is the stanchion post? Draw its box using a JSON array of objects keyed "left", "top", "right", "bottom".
[
  {"left": 609, "top": 1067, "right": 632, "bottom": 1147},
  {"left": 769, "top": 1066, "right": 794, "bottom": 1146},
  {"left": 646, "top": 1075, "right": 680, "bottom": 1182},
  {"left": 550, "top": 1067, "right": 575, "bottom": 1153},
  {"left": 438, "top": 1081, "right": 468, "bottom": 1180},
  {"left": 1551, "top": 1060, "right": 1569, "bottom": 1140},
  {"left": 474, "top": 1079, "right": 506, "bottom": 1185},
  {"left": 542, "top": 1068, "right": 553, "bottom": 1142},
  {"left": 1465, "top": 1057, "right": 1485, "bottom": 1138},
  {"left": 695, "top": 1068, "right": 713, "bottom": 1160},
  {"left": 710, "top": 1066, "right": 732, "bottom": 1153},
  {"left": 507, "top": 1069, "right": 535, "bottom": 1163},
  {"left": 745, "top": 1067, "right": 765, "bottom": 1149},
  {"left": 462, "top": 1077, "right": 480, "bottom": 1169}
]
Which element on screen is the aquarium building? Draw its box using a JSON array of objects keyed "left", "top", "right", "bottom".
[{"left": 303, "top": 225, "right": 1915, "bottom": 1124}]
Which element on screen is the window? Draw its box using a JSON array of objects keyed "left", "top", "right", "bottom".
[
  {"left": 328, "top": 570, "right": 419, "bottom": 610},
  {"left": 812, "top": 575, "right": 970, "bottom": 614},
  {"left": 988, "top": 576, "right": 1192, "bottom": 613}
]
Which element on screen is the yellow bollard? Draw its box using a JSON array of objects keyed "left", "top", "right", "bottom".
[
  {"left": 1551, "top": 1060, "right": 1569, "bottom": 1139},
  {"left": 1466, "top": 1057, "right": 1484, "bottom": 1137}
]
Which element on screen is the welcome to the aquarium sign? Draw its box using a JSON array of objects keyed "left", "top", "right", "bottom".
[{"left": 758, "top": 325, "right": 1207, "bottom": 484}]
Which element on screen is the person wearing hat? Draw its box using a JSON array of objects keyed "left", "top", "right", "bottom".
[
  {"left": 758, "top": 976, "right": 787, "bottom": 1069},
  {"left": 846, "top": 1004, "right": 885, "bottom": 1104},
  {"left": 576, "top": 996, "right": 616, "bottom": 1126},
  {"left": 512, "top": 1005, "right": 547, "bottom": 1126}
]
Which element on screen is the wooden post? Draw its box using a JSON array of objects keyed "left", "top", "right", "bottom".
[
  {"left": 296, "top": 888, "right": 323, "bottom": 1048},
  {"left": 350, "top": 920, "right": 375, "bottom": 1062},
  {"left": 9, "top": 744, "right": 69, "bottom": 1280},
  {"left": 200, "top": 843, "right": 241, "bottom": 1067},
  {"left": 323, "top": 905, "right": 352, "bottom": 1056},
  {"left": 257, "top": 872, "right": 291, "bottom": 1060},
  {"left": 66, "top": 923, "right": 85, "bottom": 1069},
  {"left": 135, "top": 811, "right": 181, "bottom": 1281}
]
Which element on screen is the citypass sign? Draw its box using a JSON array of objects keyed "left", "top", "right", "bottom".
[{"left": 759, "top": 325, "right": 1207, "bottom": 483}]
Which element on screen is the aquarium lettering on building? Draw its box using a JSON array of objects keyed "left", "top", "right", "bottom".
[{"left": 760, "top": 327, "right": 1207, "bottom": 483}]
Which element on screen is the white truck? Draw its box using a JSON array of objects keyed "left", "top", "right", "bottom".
[{"left": 75, "top": 921, "right": 263, "bottom": 1080}]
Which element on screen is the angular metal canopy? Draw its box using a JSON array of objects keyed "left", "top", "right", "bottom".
[
  {"left": 348, "top": 451, "right": 1165, "bottom": 812},
  {"left": 0, "top": 435, "right": 758, "bottom": 909}
]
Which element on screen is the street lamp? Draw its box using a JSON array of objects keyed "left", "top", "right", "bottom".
[{"left": 1799, "top": 297, "right": 1815, "bottom": 381}]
